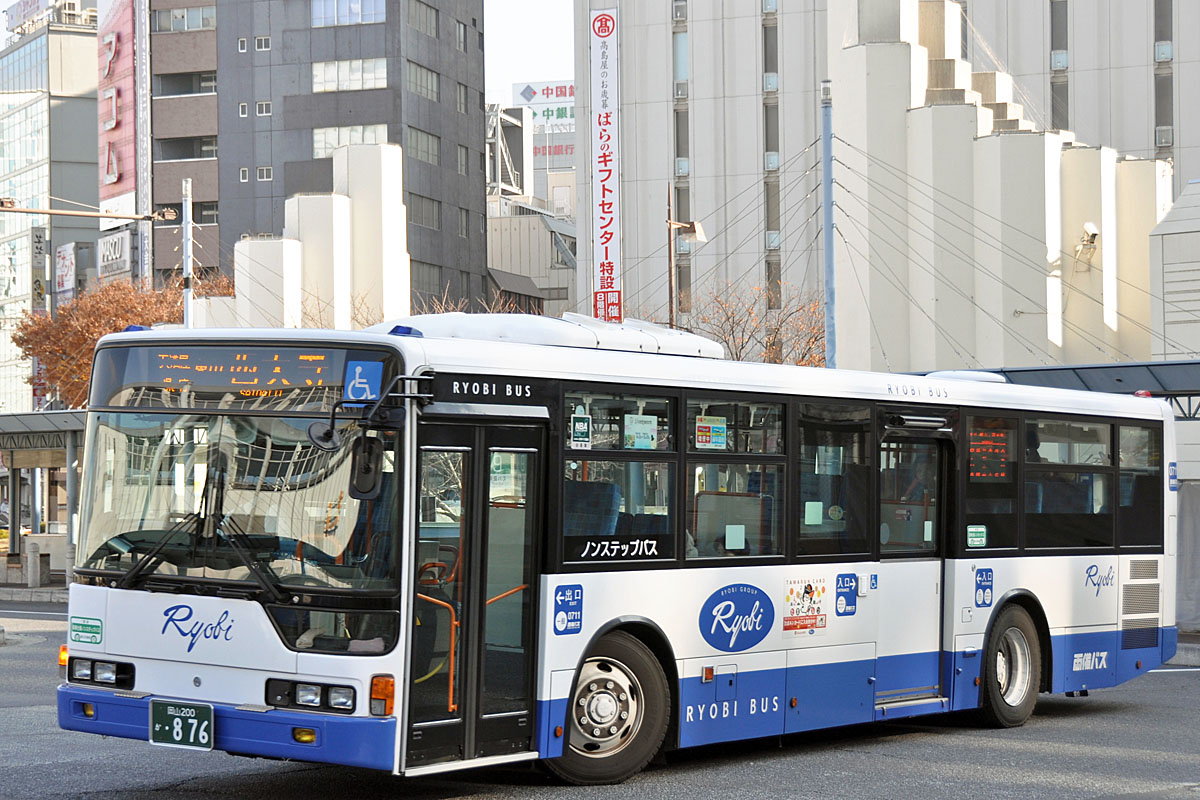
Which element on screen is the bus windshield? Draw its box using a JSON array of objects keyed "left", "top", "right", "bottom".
[{"left": 77, "top": 410, "right": 399, "bottom": 594}]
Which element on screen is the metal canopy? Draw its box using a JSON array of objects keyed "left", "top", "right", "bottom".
[{"left": 989, "top": 360, "right": 1200, "bottom": 420}]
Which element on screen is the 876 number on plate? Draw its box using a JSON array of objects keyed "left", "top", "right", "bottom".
[{"left": 150, "top": 700, "right": 213, "bottom": 750}]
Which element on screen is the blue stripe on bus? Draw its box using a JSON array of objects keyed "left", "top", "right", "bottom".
[
  {"left": 56, "top": 684, "right": 396, "bottom": 771},
  {"left": 539, "top": 625, "right": 1177, "bottom": 756}
]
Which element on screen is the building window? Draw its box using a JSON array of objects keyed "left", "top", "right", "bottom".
[
  {"left": 150, "top": 6, "right": 215, "bottom": 33},
  {"left": 312, "top": 58, "right": 388, "bottom": 92},
  {"left": 312, "top": 0, "right": 385, "bottom": 27},
  {"left": 1051, "top": 78, "right": 1068, "bottom": 130},
  {"left": 238, "top": 37, "right": 247, "bottom": 52},
  {"left": 153, "top": 201, "right": 218, "bottom": 226},
  {"left": 312, "top": 123, "right": 387, "bottom": 158},
  {"left": 239, "top": 167, "right": 248, "bottom": 182},
  {"left": 1155, "top": 0, "right": 1172, "bottom": 42},
  {"left": 411, "top": 260, "right": 440, "bottom": 294},
  {"left": 154, "top": 136, "right": 217, "bottom": 161},
  {"left": 153, "top": 71, "right": 216, "bottom": 96},
  {"left": 766, "top": 257, "right": 781, "bottom": 311},
  {"left": 255, "top": 36, "right": 271, "bottom": 51},
  {"left": 456, "top": 20, "right": 467, "bottom": 51},
  {"left": 673, "top": 31, "right": 688, "bottom": 81},
  {"left": 456, "top": 82, "right": 468, "bottom": 114},
  {"left": 458, "top": 207, "right": 469, "bottom": 237},
  {"left": 457, "top": 144, "right": 468, "bottom": 175},
  {"left": 408, "top": 193, "right": 440, "bottom": 229},
  {"left": 406, "top": 60, "right": 439, "bottom": 101},
  {"left": 408, "top": 0, "right": 438, "bottom": 37},
  {"left": 407, "top": 126, "right": 440, "bottom": 165},
  {"left": 257, "top": 166, "right": 273, "bottom": 181},
  {"left": 238, "top": 102, "right": 247, "bottom": 117},
  {"left": 763, "top": 24, "right": 777, "bottom": 74},
  {"left": 1050, "top": 0, "right": 1067, "bottom": 53},
  {"left": 675, "top": 108, "right": 688, "bottom": 161},
  {"left": 256, "top": 100, "right": 272, "bottom": 116},
  {"left": 1155, "top": 72, "right": 1173, "bottom": 128}
]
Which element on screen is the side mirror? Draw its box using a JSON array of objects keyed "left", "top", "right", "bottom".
[{"left": 349, "top": 436, "right": 385, "bottom": 500}]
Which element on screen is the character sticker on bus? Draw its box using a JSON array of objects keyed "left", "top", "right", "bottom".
[{"left": 783, "top": 578, "right": 827, "bottom": 636}]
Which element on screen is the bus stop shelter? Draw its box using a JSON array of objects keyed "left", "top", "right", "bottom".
[{"left": 0, "top": 410, "right": 86, "bottom": 561}]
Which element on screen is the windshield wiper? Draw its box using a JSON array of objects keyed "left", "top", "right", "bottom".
[
  {"left": 197, "top": 457, "right": 286, "bottom": 604},
  {"left": 114, "top": 513, "right": 200, "bottom": 590}
]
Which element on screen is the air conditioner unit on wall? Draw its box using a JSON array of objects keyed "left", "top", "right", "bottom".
[
  {"left": 764, "top": 151, "right": 780, "bottom": 171},
  {"left": 674, "top": 81, "right": 688, "bottom": 99},
  {"left": 1155, "top": 125, "right": 1174, "bottom": 148},
  {"left": 1154, "top": 41, "right": 1173, "bottom": 62},
  {"left": 672, "top": 1, "right": 687, "bottom": 22},
  {"left": 763, "top": 73, "right": 779, "bottom": 92},
  {"left": 1050, "top": 50, "right": 1069, "bottom": 71}
]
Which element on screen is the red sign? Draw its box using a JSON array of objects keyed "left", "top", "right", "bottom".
[
  {"left": 98, "top": 0, "right": 136, "bottom": 202},
  {"left": 592, "top": 13, "right": 614, "bottom": 38}
]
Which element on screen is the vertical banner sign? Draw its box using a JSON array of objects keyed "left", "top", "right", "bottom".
[
  {"left": 55, "top": 243, "right": 76, "bottom": 305},
  {"left": 590, "top": 8, "right": 622, "bottom": 322},
  {"left": 96, "top": 0, "right": 138, "bottom": 231}
]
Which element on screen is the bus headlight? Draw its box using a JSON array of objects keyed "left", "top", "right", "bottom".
[
  {"left": 327, "top": 686, "right": 355, "bottom": 710},
  {"left": 295, "top": 683, "right": 322, "bottom": 707},
  {"left": 93, "top": 662, "right": 118, "bottom": 684},
  {"left": 71, "top": 659, "right": 93, "bottom": 680}
]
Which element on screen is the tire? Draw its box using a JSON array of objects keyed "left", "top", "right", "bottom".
[
  {"left": 980, "top": 604, "right": 1041, "bottom": 728},
  {"left": 544, "top": 631, "right": 670, "bottom": 785}
]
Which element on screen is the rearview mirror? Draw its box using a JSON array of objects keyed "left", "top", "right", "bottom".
[{"left": 349, "top": 436, "right": 385, "bottom": 500}]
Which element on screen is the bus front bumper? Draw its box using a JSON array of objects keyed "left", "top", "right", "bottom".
[{"left": 57, "top": 684, "right": 396, "bottom": 771}]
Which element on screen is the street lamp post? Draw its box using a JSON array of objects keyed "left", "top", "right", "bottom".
[{"left": 666, "top": 185, "right": 707, "bottom": 329}]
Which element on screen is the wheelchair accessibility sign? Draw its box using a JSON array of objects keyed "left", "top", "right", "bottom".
[{"left": 344, "top": 361, "right": 382, "bottom": 405}]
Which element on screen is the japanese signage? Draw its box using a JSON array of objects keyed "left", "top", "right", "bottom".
[
  {"left": 55, "top": 243, "right": 76, "bottom": 304},
  {"left": 512, "top": 80, "right": 575, "bottom": 134},
  {"left": 97, "top": 0, "right": 137, "bottom": 230},
  {"left": 590, "top": 9, "right": 622, "bottom": 322},
  {"left": 5, "top": 0, "right": 47, "bottom": 31},
  {"left": 31, "top": 355, "right": 47, "bottom": 410},
  {"left": 98, "top": 230, "right": 132, "bottom": 280}
]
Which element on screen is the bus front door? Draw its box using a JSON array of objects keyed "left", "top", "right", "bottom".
[
  {"left": 406, "top": 422, "right": 543, "bottom": 769},
  {"left": 873, "top": 427, "right": 950, "bottom": 716}
]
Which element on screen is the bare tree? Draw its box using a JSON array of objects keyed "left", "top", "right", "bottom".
[
  {"left": 685, "top": 281, "right": 825, "bottom": 366},
  {"left": 412, "top": 283, "right": 530, "bottom": 315}
]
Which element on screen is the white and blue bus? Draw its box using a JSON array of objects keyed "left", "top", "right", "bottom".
[{"left": 59, "top": 313, "right": 1178, "bottom": 784}]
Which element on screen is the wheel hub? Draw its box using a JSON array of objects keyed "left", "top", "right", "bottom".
[{"left": 569, "top": 658, "right": 643, "bottom": 757}]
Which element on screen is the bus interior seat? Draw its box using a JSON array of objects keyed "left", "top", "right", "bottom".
[{"left": 563, "top": 479, "right": 622, "bottom": 536}]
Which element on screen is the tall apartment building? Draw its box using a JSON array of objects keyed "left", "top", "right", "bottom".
[
  {"left": 965, "top": 0, "right": 1196, "bottom": 198},
  {"left": 0, "top": 9, "right": 98, "bottom": 413},
  {"left": 147, "top": 0, "right": 487, "bottom": 306}
]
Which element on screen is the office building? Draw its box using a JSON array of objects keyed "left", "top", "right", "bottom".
[
  {"left": 0, "top": 5, "right": 98, "bottom": 413},
  {"left": 146, "top": 0, "right": 486, "bottom": 309}
]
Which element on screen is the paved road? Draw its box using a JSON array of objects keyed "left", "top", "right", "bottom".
[{"left": 3, "top": 603, "right": 1199, "bottom": 800}]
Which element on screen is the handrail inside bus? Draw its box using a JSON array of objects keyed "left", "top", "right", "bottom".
[
  {"left": 486, "top": 584, "right": 528, "bottom": 606},
  {"left": 415, "top": 593, "right": 458, "bottom": 713}
]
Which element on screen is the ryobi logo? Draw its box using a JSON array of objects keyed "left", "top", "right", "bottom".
[
  {"left": 699, "top": 584, "right": 774, "bottom": 652},
  {"left": 1084, "top": 564, "right": 1115, "bottom": 597},
  {"left": 160, "top": 604, "right": 235, "bottom": 652}
]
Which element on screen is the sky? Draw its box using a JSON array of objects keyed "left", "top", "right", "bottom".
[{"left": 483, "top": 0, "right": 575, "bottom": 104}]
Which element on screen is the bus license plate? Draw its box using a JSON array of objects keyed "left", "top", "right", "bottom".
[{"left": 150, "top": 700, "right": 214, "bottom": 750}]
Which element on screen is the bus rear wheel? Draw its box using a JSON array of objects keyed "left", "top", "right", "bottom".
[
  {"left": 545, "top": 631, "right": 669, "bottom": 785},
  {"left": 980, "top": 604, "right": 1041, "bottom": 728}
]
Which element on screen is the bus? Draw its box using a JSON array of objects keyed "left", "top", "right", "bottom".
[{"left": 58, "top": 312, "right": 1178, "bottom": 785}]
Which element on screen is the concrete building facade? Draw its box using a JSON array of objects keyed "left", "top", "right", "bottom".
[
  {"left": 147, "top": 0, "right": 487, "bottom": 312},
  {"left": 575, "top": 0, "right": 1177, "bottom": 374}
]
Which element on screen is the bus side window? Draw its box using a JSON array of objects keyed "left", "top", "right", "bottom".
[{"left": 796, "top": 403, "right": 871, "bottom": 556}]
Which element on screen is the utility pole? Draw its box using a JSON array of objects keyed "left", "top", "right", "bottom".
[
  {"left": 667, "top": 184, "right": 676, "bottom": 329},
  {"left": 181, "top": 178, "right": 193, "bottom": 328},
  {"left": 821, "top": 79, "right": 836, "bottom": 369}
]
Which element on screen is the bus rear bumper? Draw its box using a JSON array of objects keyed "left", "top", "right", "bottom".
[{"left": 57, "top": 684, "right": 396, "bottom": 771}]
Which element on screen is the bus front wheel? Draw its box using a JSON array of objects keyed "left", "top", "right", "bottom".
[
  {"left": 545, "top": 631, "right": 670, "bottom": 785},
  {"left": 980, "top": 604, "right": 1041, "bottom": 728}
]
